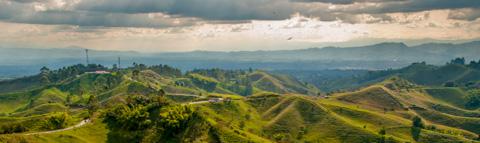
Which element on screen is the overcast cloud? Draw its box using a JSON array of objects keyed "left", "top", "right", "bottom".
[
  {"left": 0, "top": 0, "right": 479, "bottom": 52},
  {"left": 1, "top": 0, "right": 479, "bottom": 26}
]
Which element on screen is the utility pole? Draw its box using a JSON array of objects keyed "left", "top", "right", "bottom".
[{"left": 85, "top": 49, "right": 90, "bottom": 65}]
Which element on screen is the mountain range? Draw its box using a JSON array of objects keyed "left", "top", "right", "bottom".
[{"left": 1, "top": 41, "right": 480, "bottom": 77}]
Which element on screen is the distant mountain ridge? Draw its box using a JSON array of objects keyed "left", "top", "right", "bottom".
[
  {"left": 157, "top": 41, "right": 478, "bottom": 63},
  {"left": 0, "top": 41, "right": 479, "bottom": 76}
]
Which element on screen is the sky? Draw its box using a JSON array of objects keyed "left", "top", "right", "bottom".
[{"left": 0, "top": 0, "right": 480, "bottom": 52}]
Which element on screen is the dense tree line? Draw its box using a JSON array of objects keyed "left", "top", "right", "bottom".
[
  {"left": 39, "top": 64, "right": 108, "bottom": 84},
  {"left": 103, "top": 95, "right": 201, "bottom": 142},
  {"left": 469, "top": 60, "right": 480, "bottom": 70},
  {"left": 189, "top": 74, "right": 218, "bottom": 92},
  {"left": 449, "top": 57, "right": 480, "bottom": 70},
  {"left": 188, "top": 69, "right": 257, "bottom": 95},
  {"left": 466, "top": 90, "right": 480, "bottom": 109},
  {"left": 0, "top": 123, "right": 27, "bottom": 134},
  {"left": 131, "top": 63, "right": 182, "bottom": 78},
  {"left": 148, "top": 65, "right": 182, "bottom": 77}
]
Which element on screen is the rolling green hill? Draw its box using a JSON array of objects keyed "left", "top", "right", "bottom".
[
  {"left": 0, "top": 64, "right": 479, "bottom": 143},
  {"left": 291, "top": 60, "right": 480, "bottom": 92}
]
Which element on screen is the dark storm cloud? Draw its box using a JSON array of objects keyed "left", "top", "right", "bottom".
[
  {"left": 1, "top": 0, "right": 480, "bottom": 28},
  {"left": 12, "top": 11, "right": 196, "bottom": 27},
  {"left": 290, "top": 0, "right": 404, "bottom": 5},
  {"left": 0, "top": 0, "right": 197, "bottom": 28},
  {"left": 347, "top": 0, "right": 480, "bottom": 14},
  {"left": 77, "top": 0, "right": 480, "bottom": 21},
  {"left": 76, "top": 0, "right": 295, "bottom": 21}
]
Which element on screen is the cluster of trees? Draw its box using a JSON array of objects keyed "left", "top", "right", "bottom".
[
  {"left": 188, "top": 69, "right": 258, "bottom": 95},
  {"left": 149, "top": 65, "right": 182, "bottom": 77},
  {"left": 103, "top": 95, "right": 200, "bottom": 142},
  {"left": 91, "top": 74, "right": 123, "bottom": 91},
  {"left": 0, "top": 113, "right": 70, "bottom": 134},
  {"left": 39, "top": 64, "right": 108, "bottom": 84},
  {"left": 469, "top": 60, "right": 480, "bottom": 70},
  {"left": 0, "top": 123, "right": 27, "bottom": 134},
  {"left": 189, "top": 75, "right": 218, "bottom": 92},
  {"left": 466, "top": 90, "right": 480, "bottom": 109},
  {"left": 131, "top": 63, "right": 182, "bottom": 78},
  {"left": 42, "top": 112, "right": 70, "bottom": 130},
  {"left": 449, "top": 57, "right": 480, "bottom": 70},
  {"left": 449, "top": 57, "right": 466, "bottom": 65}
]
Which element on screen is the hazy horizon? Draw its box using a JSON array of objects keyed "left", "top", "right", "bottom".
[{"left": 1, "top": 38, "right": 480, "bottom": 53}]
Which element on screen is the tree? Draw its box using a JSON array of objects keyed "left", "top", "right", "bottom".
[
  {"left": 449, "top": 57, "right": 465, "bottom": 65},
  {"left": 66, "top": 94, "right": 73, "bottom": 105},
  {"left": 157, "top": 89, "right": 166, "bottom": 97},
  {"left": 412, "top": 116, "right": 424, "bottom": 128},
  {"left": 466, "top": 90, "right": 480, "bottom": 109},
  {"left": 104, "top": 104, "right": 152, "bottom": 130},
  {"left": 244, "top": 83, "right": 254, "bottom": 96},
  {"left": 44, "top": 112, "right": 70, "bottom": 130},
  {"left": 411, "top": 116, "right": 424, "bottom": 141},
  {"left": 469, "top": 60, "right": 480, "bottom": 70},
  {"left": 132, "top": 70, "right": 140, "bottom": 78},
  {"left": 112, "top": 64, "right": 118, "bottom": 71},
  {"left": 379, "top": 127, "right": 386, "bottom": 135},
  {"left": 159, "top": 105, "right": 195, "bottom": 132},
  {"left": 40, "top": 66, "right": 51, "bottom": 84},
  {"left": 87, "top": 95, "right": 99, "bottom": 116}
]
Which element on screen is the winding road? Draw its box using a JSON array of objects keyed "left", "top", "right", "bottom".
[{"left": 24, "top": 119, "right": 91, "bottom": 135}]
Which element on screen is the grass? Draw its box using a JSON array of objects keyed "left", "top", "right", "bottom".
[
  {"left": 1, "top": 68, "right": 479, "bottom": 143},
  {"left": 334, "top": 85, "right": 406, "bottom": 111},
  {"left": 11, "top": 103, "right": 68, "bottom": 117},
  {"left": 0, "top": 119, "right": 109, "bottom": 143},
  {"left": 0, "top": 92, "right": 31, "bottom": 114},
  {"left": 425, "top": 87, "right": 468, "bottom": 108},
  {"left": 414, "top": 108, "right": 480, "bottom": 134}
]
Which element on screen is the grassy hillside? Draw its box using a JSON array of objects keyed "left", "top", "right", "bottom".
[
  {"left": 4, "top": 92, "right": 477, "bottom": 143},
  {"left": 293, "top": 62, "right": 480, "bottom": 92},
  {"left": 0, "top": 64, "right": 479, "bottom": 143},
  {"left": 0, "top": 76, "right": 41, "bottom": 94},
  {"left": 425, "top": 87, "right": 468, "bottom": 108},
  {"left": 326, "top": 77, "right": 480, "bottom": 140},
  {"left": 187, "top": 69, "right": 320, "bottom": 96}
]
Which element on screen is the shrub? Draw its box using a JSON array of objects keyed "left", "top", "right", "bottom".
[
  {"left": 159, "top": 105, "right": 195, "bottom": 132},
  {"left": 43, "top": 112, "right": 70, "bottom": 130}
]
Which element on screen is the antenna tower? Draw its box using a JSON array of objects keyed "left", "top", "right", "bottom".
[
  {"left": 117, "top": 57, "right": 121, "bottom": 69},
  {"left": 85, "top": 49, "right": 89, "bottom": 65}
]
